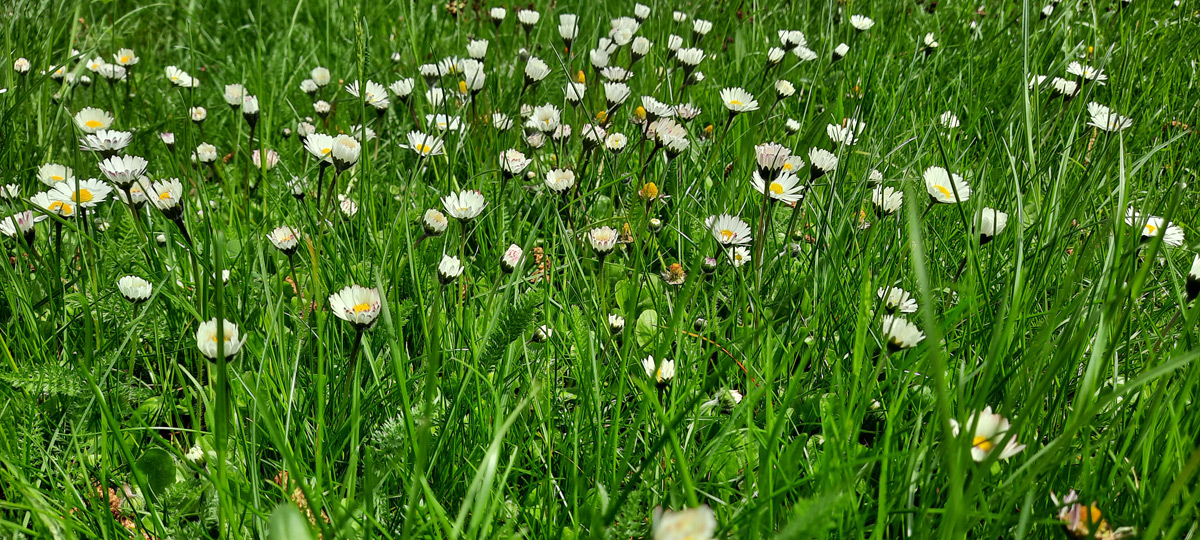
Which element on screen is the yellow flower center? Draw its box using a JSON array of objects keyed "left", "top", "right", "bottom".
[
  {"left": 769, "top": 182, "right": 784, "bottom": 195},
  {"left": 121, "top": 56, "right": 132, "bottom": 63},
  {"left": 934, "top": 184, "right": 952, "bottom": 199},
  {"left": 73, "top": 189, "right": 94, "bottom": 203},
  {"left": 321, "top": 147, "right": 332, "bottom": 155},
  {"left": 458, "top": 80, "right": 468, "bottom": 94},
  {"left": 728, "top": 99, "right": 742, "bottom": 106},
  {"left": 575, "top": 70, "right": 586, "bottom": 83},
  {"left": 720, "top": 229, "right": 735, "bottom": 241},
  {"left": 782, "top": 163, "right": 793, "bottom": 171},
  {"left": 158, "top": 192, "right": 172, "bottom": 201},
  {"left": 1144, "top": 224, "right": 1157, "bottom": 235},
  {"left": 642, "top": 182, "right": 659, "bottom": 199},
  {"left": 634, "top": 106, "right": 646, "bottom": 120},
  {"left": 595, "top": 110, "right": 608, "bottom": 122},
  {"left": 353, "top": 302, "right": 372, "bottom": 313},
  {"left": 50, "top": 201, "right": 75, "bottom": 216},
  {"left": 85, "top": 120, "right": 104, "bottom": 129},
  {"left": 51, "top": 175, "right": 64, "bottom": 182},
  {"left": 417, "top": 143, "right": 432, "bottom": 154},
  {"left": 971, "top": 436, "right": 994, "bottom": 451}
]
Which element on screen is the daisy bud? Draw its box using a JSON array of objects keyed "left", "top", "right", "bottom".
[
  {"left": 693, "top": 318, "right": 708, "bottom": 332},
  {"left": 588, "top": 226, "right": 619, "bottom": 255},
  {"left": 501, "top": 244, "right": 523, "bottom": 273},
  {"left": 160, "top": 132, "right": 176, "bottom": 148},
  {"left": 267, "top": 226, "right": 300, "bottom": 256},
  {"left": 832, "top": 42, "right": 850, "bottom": 61},
  {"left": 195, "top": 319, "right": 248, "bottom": 359},
  {"left": 14, "top": 58, "right": 31, "bottom": 74},
  {"left": 117, "top": 275, "right": 153, "bottom": 303},
  {"left": 702, "top": 256, "right": 718, "bottom": 273},
  {"left": 437, "top": 254, "right": 464, "bottom": 284},
  {"left": 649, "top": 218, "right": 664, "bottom": 233},
  {"left": 531, "top": 324, "right": 553, "bottom": 343},
  {"left": 608, "top": 314, "right": 625, "bottom": 334}
]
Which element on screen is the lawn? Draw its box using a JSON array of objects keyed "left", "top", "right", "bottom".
[{"left": 1, "top": 0, "right": 1199, "bottom": 538}]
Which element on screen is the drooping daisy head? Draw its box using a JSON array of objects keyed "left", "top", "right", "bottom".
[
  {"left": 195, "top": 318, "right": 248, "bottom": 358},
  {"left": 808, "top": 148, "right": 839, "bottom": 179},
  {"left": 330, "top": 284, "right": 382, "bottom": 328},
  {"left": 923, "top": 166, "right": 971, "bottom": 204},
  {"left": 708, "top": 214, "right": 752, "bottom": 246}
]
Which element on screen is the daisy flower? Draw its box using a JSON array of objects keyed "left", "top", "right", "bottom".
[
  {"left": 604, "top": 82, "right": 632, "bottom": 106},
  {"left": 195, "top": 319, "right": 248, "bottom": 358},
  {"left": 832, "top": 43, "right": 850, "bottom": 61},
  {"left": 114, "top": 48, "right": 139, "bottom": 66},
  {"left": 775, "top": 80, "right": 796, "bottom": 99},
  {"left": 1186, "top": 255, "right": 1199, "bottom": 302},
  {"left": 267, "top": 226, "right": 300, "bottom": 256},
  {"left": 881, "top": 315, "right": 925, "bottom": 351},
  {"left": 98, "top": 155, "right": 148, "bottom": 186},
  {"left": 442, "top": 190, "right": 486, "bottom": 221},
  {"left": 642, "top": 356, "right": 676, "bottom": 385},
  {"left": 31, "top": 191, "right": 76, "bottom": 218},
  {"left": 924, "top": 166, "right": 971, "bottom": 204},
  {"left": 499, "top": 149, "right": 532, "bottom": 177},
  {"left": 1049, "top": 77, "right": 1079, "bottom": 97},
  {"left": 878, "top": 286, "right": 918, "bottom": 313},
  {"left": 79, "top": 129, "right": 133, "bottom": 154},
  {"left": 1125, "top": 207, "right": 1185, "bottom": 247},
  {"left": 74, "top": 107, "right": 113, "bottom": 133},
  {"left": 390, "top": 78, "right": 416, "bottom": 100},
  {"left": 872, "top": 186, "right": 903, "bottom": 215},
  {"left": 720, "top": 87, "right": 758, "bottom": 114},
  {"left": 709, "top": 214, "right": 752, "bottom": 246},
  {"left": 437, "top": 254, "right": 464, "bottom": 283},
  {"left": 117, "top": 276, "right": 153, "bottom": 303},
  {"left": 345, "top": 80, "right": 390, "bottom": 109},
  {"left": 545, "top": 169, "right": 576, "bottom": 193},
  {"left": 653, "top": 506, "right": 716, "bottom": 540},
  {"left": 524, "top": 57, "right": 551, "bottom": 85},
  {"left": 0, "top": 211, "right": 45, "bottom": 241},
  {"left": 940, "top": 111, "right": 961, "bottom": 129},
  {"left": 223, "top": 83, "right": 245, "bottom": 107},
  {"left": 195, "top": 143, "right": 219, "bottom": 164},
  {"left": 190, "top": 106, "right": 207, "bottom": 123},
  {"left": 148, "top": 178, "right": 185, "bottom": 218},
  {"left": 850, "top": 14, "right": 875, "bottom": 31},
  {"left": 311, "top": 66, "right": 331, "bottom": 86},
  {"left": 330, "top": 284, "right": 382, "bottom": 329},
  {"left": 516, "top": 9, "right": 540, "bottom": 28},
  {"left": 50, "top": 177, "right": 111, "bottom": 208},
  {"left": 1086, "top": 102, "right": 1132, "bottom": 132},
  {"left": 466, "top": 39, "right": 488, "bottom": 59},
  {"left": 605, "top": 133, "right": 628, "bottom": 153},
  {"left": 752, "top": 171, "right": 804, "bottom": 204},
  {"left": 729, "top": 246, "right": 751, "bottom": 268},
  {"left": 402, "top": 131, "right": 445, "bottom": 158},
  {"left": 1066, "top": 61, "right": 1106, "bottom": 84},
  {"left": 949, "top": 406, "right": 1026, "bottom": 462},
  {"left": 164, "top": 65, "right": 198, "bottom": 87},
  {"left": 37, "top": 163, "right": 75, "bottom": 186},
  {"left": 588, "top": 226, "right": 619, "bottom": 255}
]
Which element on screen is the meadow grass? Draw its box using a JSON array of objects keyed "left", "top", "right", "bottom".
[{"left": 2, "top": 0, "right": 1199, "bottom": 538}]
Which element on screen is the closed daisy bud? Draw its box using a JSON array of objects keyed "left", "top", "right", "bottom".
[
  {"left": 14, "top": 57, "right": 31, "bottom": 74},
  {"left": 267, "top": 226, "right": 300, "bottom": 256},
  {"left": 490, "top": 7, "right": 506, "bottom": 23},
  {"left": 310, "top": 66, "right": 331, "bottom": 87},
  {"left": 530, "top": 324, "right": 553, "bottom": 343},
  {"left": 632, "top": 37, "right": 652, "bottom": 60},
  {"left": 329, "top": 284, "right": 382, "bottom": 329},
  {"left": 785, "top": 118, "right": 801, "bottom": 133},
  {"left": 605, "top": 133, "right": 629, "bottom": 154},
  {"left": 608, "top": 314, "right": 625, "bottom": 334},
  {"left": 923, "top": 166, "right": 971, "bottom": 204},
  {"left": 978, "top": 207, "right": 1008, "bottom": 244},
  {"left": 224, "top": 83, "right": 245, "bottom": 107},
  {"left": 466, "top": 39, "right": 488, "bottom": 59},
  {"left": 948, "top": 406, "right": 1026, "bottom": 462},
  {"left": 832, "top": 43, "right": 850, "bottom": 61},
  {"left": 189, "top": 106, "right": 207, "bottom": 123},
  {"left": 881, "top": 315, "right": 925, "bottom": 351},
  {"left": 808, "top": 148, "right": 838, "bottom": 180},
  {"left": 775, "top": 80, "right": 796, "bottom": 100},
  {"left": 501, "top": 244, "right": 523, "bottom": 273},
  {"left": 0, "top": 211, "right": 44, "bottom": 244},
  {"left": 117, "top": 275, "right": 152, "bottom": 303},
  {"left": 423, "top": 209, "right": 449, "bottom": 236},
  {"left": 300, "top": 79, "right": 319, "bottom": 94},
  {"left": 517, "top": 9, "right": 540, "bottom": 28},
  {"left": 195, "top": 319, "right": 248, "bottom": 358},
  {"left": 754, "top": 142, "right": 792, "bottom": 178},
  {"left": 339, "top": 198, "right": 359, "bottom": 218},
  {"left": 195, "top": 143, "right": 219, "bottom": 163}
]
